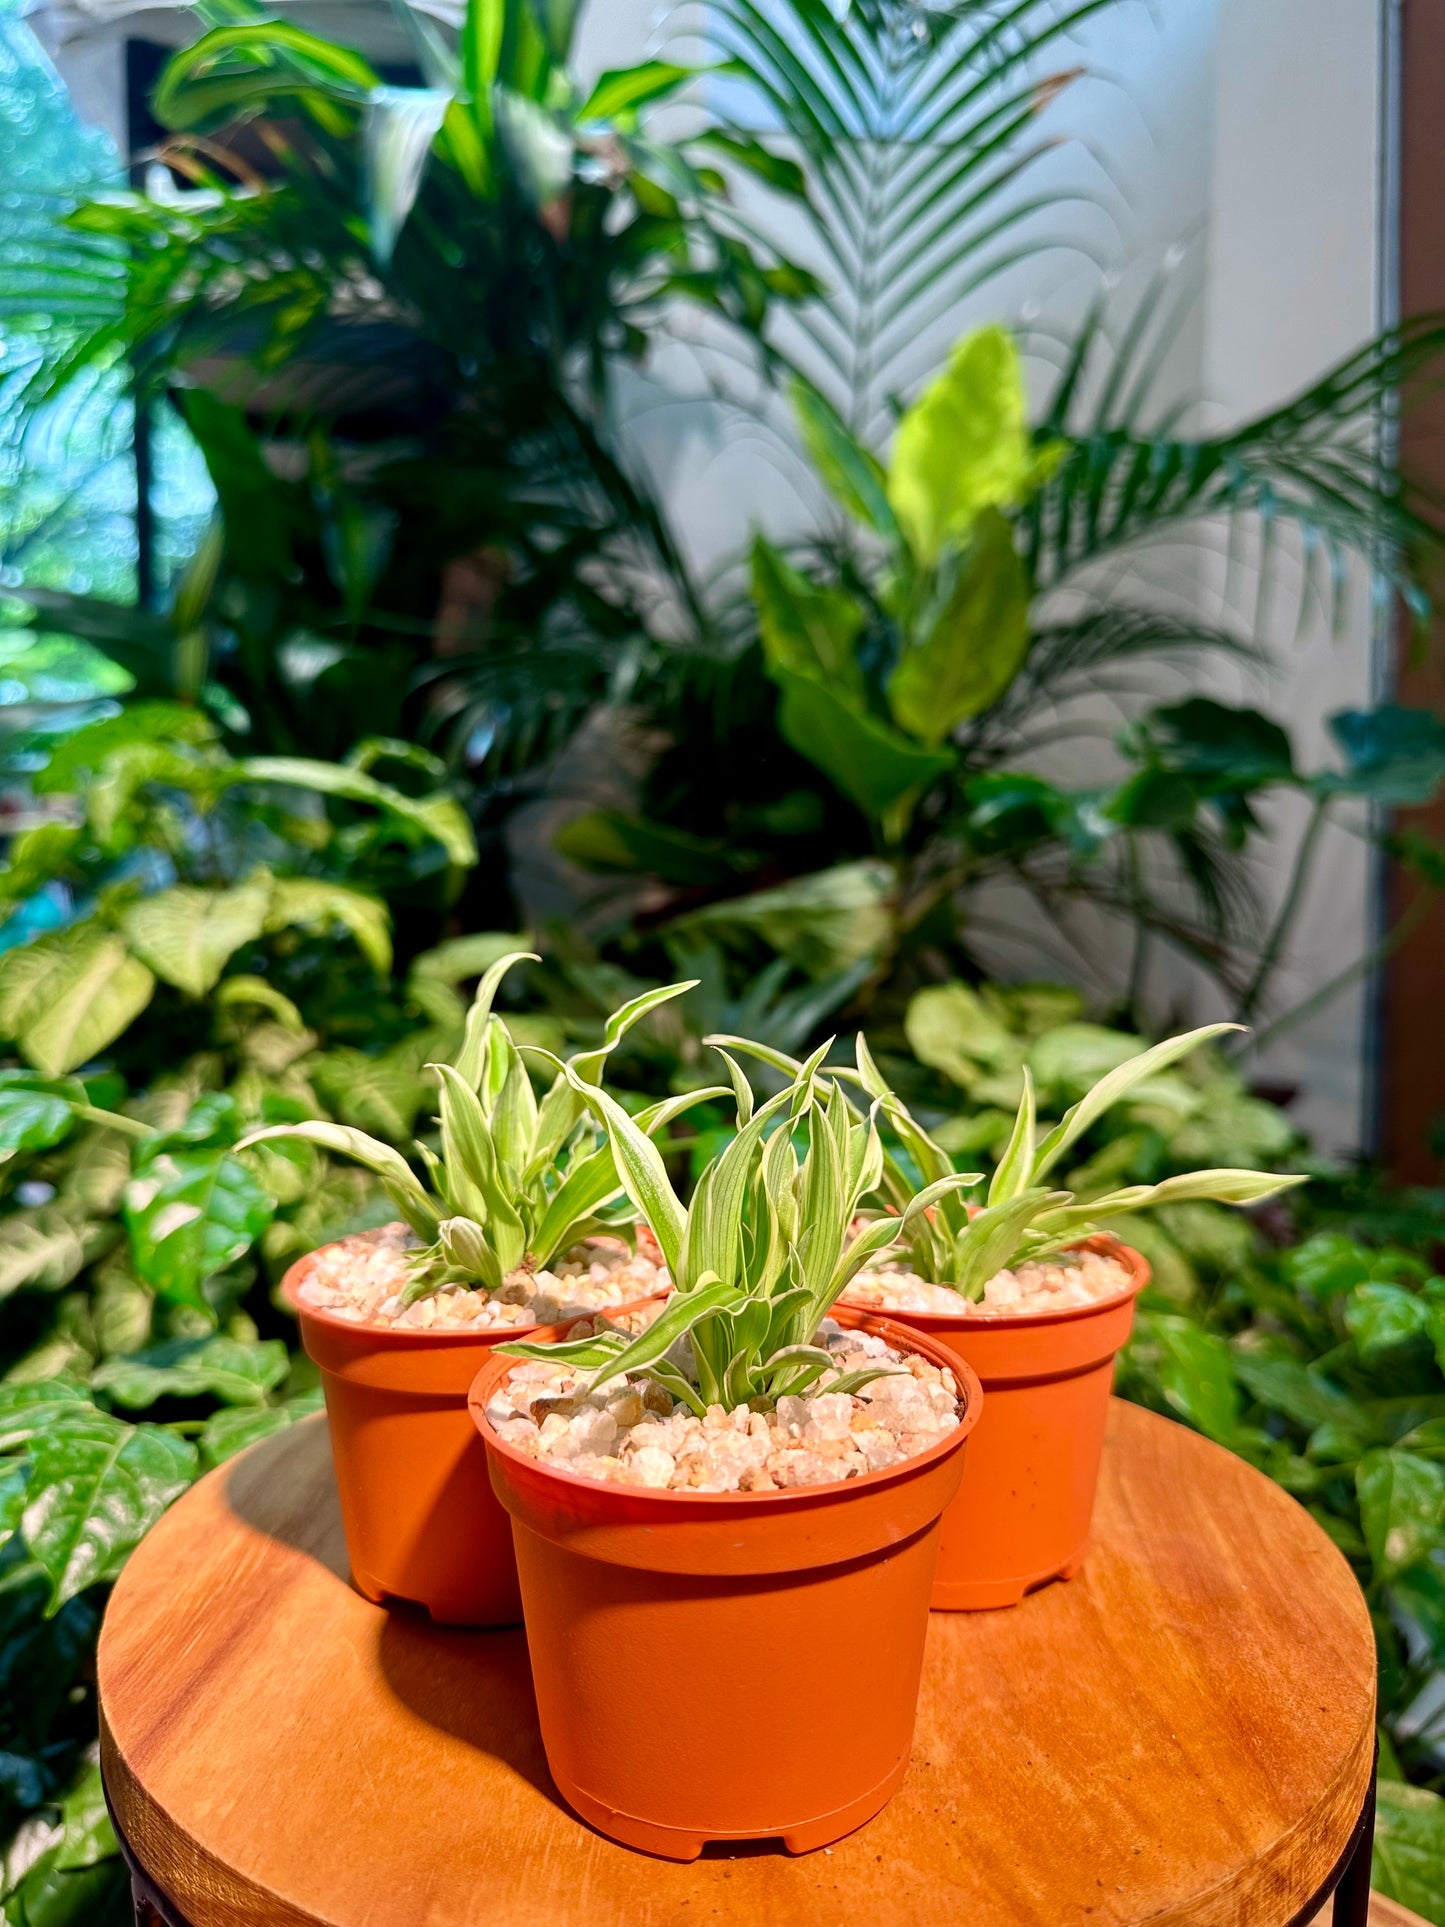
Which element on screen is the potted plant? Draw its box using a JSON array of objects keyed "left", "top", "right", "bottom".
[
  {"left": 237, "top": 957, "right": 717, "bottom": 1625},
  {"left": 468, "top": 1030, "right": 982, "bottom": 1857},
  {"left": 824, "top": 1022, "right": 1306, "bottom": 1608}
]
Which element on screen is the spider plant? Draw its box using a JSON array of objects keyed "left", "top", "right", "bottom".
[
  {"left": 854, "top": 1020, "right": 1307, "bottom": 1298},
  {"left": 500, "top": 1028, "right": 970, "bottom": 1412},
  {"left": 236, "top": 957, "right": 724, "bottom": 1303}
]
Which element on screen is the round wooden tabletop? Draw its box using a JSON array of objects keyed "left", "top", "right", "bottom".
[{"left": 99, "top": 1401, "right": 1376, "bottom": 1927}]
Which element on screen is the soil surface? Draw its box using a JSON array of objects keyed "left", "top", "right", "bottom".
[
  {"left": 842, "top": 1246, "right": 1133, "bottom": 1317},
  {"left": 482, "top": 1320, "right": 962, "bottom": 1492},
  {"left": 296, "top": 1224, "right": 668, "bottom": 1330}
]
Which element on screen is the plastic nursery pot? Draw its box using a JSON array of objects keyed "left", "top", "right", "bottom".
[
  {"left": 839, "top": 1235, "right": 1148, "bottom": 1612},
  {"left": 283, "top": 1249, "right": 665, "bottom": 1628},
  {"left": 468, "top": 1316, "right": 982, "bottom": 1860}
]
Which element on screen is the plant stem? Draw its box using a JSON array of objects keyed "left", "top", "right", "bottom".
[
  {"left": 68, "top": 1102, "right": 153, "bottom": 1139},
  {"left": 1247, "top": 890, "right": 1432, "bottom": 1058},
  {"left": 1235, "top": 794, "right": 1330, "bottom": 1027}
]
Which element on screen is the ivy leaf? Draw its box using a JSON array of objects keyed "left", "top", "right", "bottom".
[
  {"left": 1317, "top": 705, "right": 1445, "bottom": 805},
  {"left": 22, "top": 1405, "right": 197, "bottom": 1609},
  {"left": 1132, "top": 1313, "right": 1244, "bottom": 1446},
  {"left": 92, "top": 1335, "right": 290, "bottom": 1410},
  {"left": 888, "top": 510, "right": 1031, "bottom": 745},
  {"left": 0, "top": 1071, "right": 78, "bottom": 1152},
  {"left": 124, "top": 1148, "right": 273, "bottom": 1312},
  {"left": 200, "top": 1390, "right": 324, "bottom": 1468},
  {"left": 121, "top": 880, "right": 271, "bottom": 998},
  {"left": 1373, "top": 1778, "right": 1445, "bottom": 1922},
  {"left": 1231, "top": 1353, "right": 1370, "bottom": 1438},
  {"left": 905, "top": 982, "right": 1015, "bottom": 1086},
  {"left": 1345, "top": 1283, "right": 1432, "bottom": 1365},
  {"left": 1356, "top": 1448, "right": 1445, "bottom": 1583},
  {"left": 0, "top": 1378, "right": 91, "bottom": 1451},
  {"left": 0, "top": 927, "right": 155, "bottom": 1076}
]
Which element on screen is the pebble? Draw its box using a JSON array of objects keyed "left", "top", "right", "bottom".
[
  {"left": 842, "top": 1249, "right": 1131, "bottom": 1317},
  {"left": 482, "top": 1321, "right": 963, "bottom": 1493},
  {"left": 297, "top": 1224, "right": 670, "bottom": 1330}
]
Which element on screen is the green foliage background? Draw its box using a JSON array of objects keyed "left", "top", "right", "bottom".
[{"left": 1, "top": 0, "right": 1445, "bottom": 1917}]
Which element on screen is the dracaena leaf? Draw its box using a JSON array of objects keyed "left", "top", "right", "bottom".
[{"left": 1031, "top": 1023, "right": 1243, "bottom": 1181}]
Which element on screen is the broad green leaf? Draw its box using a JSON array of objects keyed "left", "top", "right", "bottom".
[
  {"left": 1142, "top": 698, "right": 1295, "bottom": 785},
  {"left": 22, "top": 1406, "right": 197, "bottom": 1609},
  {"left": 92, "top": 1335, "right": 289, "bottom": 1409},
  {"left": 1345, "top": 1284, "right": 1432, "bottom": 1365},
  {"left": 752, "top": 538, "right": 865, "bottom": 699},
  {"left": 671, "top": 861, "right": 897, "bottom": 980},
  {"left": 1232, "top": 1353, "right": 1368, "bottom": 1439},
  {"left": 31, "top": 701, "right": 214, "bottom": 796},
  {"left": 265, "top": 878, "right": 393, "bottom": 975},
  {"left": 310, "top": 1043, "right": 434, "bottom": 1143},
  {"left": 1374, "top": 1779, "right": 1445, "bottom": 1922},
  {"left": 124, "top": 1149, "right": 274, "bottom": 1312},
  {"left": 200, "top": 1391, "right": 324, "bottom": 1468},
  {"left": 579, "top": 60, "right": 704, "bottom": 123},
  {"left": 0, "top": 1072, "right": 76, "bottom": 1152},
  {"left": 787, "top": 376, "right": 896, "bottom": 535},
  {"left": 1318, "top": 705, "right": 1445, "bottom": 806},
  {"left": 0, "top": 928, "right": 156, "bottom": 1076},
  {"left": 1357, "top": 1448, "right": 1445, "bottom": 1583},
  {"left": 0, "top": 1378, "right": 91, "bottom": 1451},
  {"left": 905, "top": 981, "right": 1015, "bottom": 1085},
  {"left": 0, "top": 1205, "right": 94, "bottom": 1298},
  {"left": 769, "top": 665, "right": 956, "bottom": 825},
  {"left": 122, "top": 879, "right": 270, "bottom": 998},
  {"left": 234, "top": 757, "right": 478, "bottom": 867},
  {"left": 888, "top": 511, "right": 1031, "bottom": 745},
  {"left": 1130, "top": 1313, "right": 1243, "bottom": 1445},
  {"left": 886, "top": 325, "right": 1045, "bottom": 564}
]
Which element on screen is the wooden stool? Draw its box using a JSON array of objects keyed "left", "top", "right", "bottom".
[{"left": 99, "top": 1402, "right": 1378, "bottom": 1927}]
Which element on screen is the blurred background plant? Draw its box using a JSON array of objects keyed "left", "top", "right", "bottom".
[{"left": 0, "top": 0, "right": 1444, "bottom": 1914}]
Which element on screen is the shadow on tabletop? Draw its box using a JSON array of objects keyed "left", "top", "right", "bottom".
[{"left": 221, "top": 1416, "right": 557, "bottom": 1803}]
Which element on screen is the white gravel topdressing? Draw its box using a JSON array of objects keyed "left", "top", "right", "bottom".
[
  {"left": 483, "top": 1321, "right": 963, "bottom": 1493},
  {"left": 842, "top": 1246, "right": 1134, "bottom": 1318},
  {"left": 296, "top": 1223, "right": 669, "bottom": 1330}
]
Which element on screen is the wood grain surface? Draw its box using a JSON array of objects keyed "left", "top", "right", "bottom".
[{"left": 98, "top": 1401, "right": 1376, "bottom": 1927}]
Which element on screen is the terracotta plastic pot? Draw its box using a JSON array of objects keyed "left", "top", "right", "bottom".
[
  {"left": 468, "top": 1315, "right": 982, "bottom": 1859},
  {"left": 283, "top": 1248, "right": 663, "bottom": 1628},
  {"left": 840, "top": 1236, "right": 1148, "bottom": 1612}
]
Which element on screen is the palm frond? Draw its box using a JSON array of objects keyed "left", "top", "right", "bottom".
[
  {"left": 695, "top": 0, "right": 1117, "bottom": 436},
  {"left": 1027, "top": 295, "right": 1445, "bottom": 628}
]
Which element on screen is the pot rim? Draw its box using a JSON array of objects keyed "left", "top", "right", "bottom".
[
  {"left": 468, "top": 1311, "right": 983, "bottom": 1511},
  {"left": 280, "top": 1240, "right": 669, "bottom": 1348},
  {"left": 836, "top": 1233, "right": 1150, "bottom": 1333}
]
